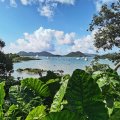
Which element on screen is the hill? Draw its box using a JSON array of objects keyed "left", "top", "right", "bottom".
[
  {"left": 65, "top": 51, "right": 85, "bottom": 57},
  {"left": 17, "top": 51, "right": 96, "bottom": 57},
  {"left": 18, "top": 51, "right": 57, "bottom": 57}
]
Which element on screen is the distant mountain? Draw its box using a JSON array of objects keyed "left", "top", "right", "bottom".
[
  {"left": 18, "top": 51, "right": 60, "bottom": 57},
  {"left": 18, "top": 51, "right": 29, "bottom": 56},
  {"left": 18, "top": 51, "right": 96, "bottom": 57},
  {"left": 65, "top": 51, "right": 85, "bottom": 57}
]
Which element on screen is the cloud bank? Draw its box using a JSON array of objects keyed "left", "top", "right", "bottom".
[
  {"left": 1, "top": 0, "right": 118, "bottom": 17},
  {"left": 5, "top": 27, "right": 96, "bottom": 54}
]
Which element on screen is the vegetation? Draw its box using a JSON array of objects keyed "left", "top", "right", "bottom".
[
  {"left": 96, "top": 53, "right": 120, "bottom": 70},
  {"left": 0, "top": 67, "right": 120, "bottom": 119},
  {"left": 17, "top": 68, "right": 46, "bottom": 75},
  {"left": 65, "top": 51, "right": 85, "bottom": 57},
  {"left": 8, "top": 53, "right": 41, "bottom": 63},
  {"left": 0, "top": 0, "right": 120, "bottom": 119},
  {"left": 0, "top": 39, "right": 13, "bottom": 78},
  {"left": 89, "top": 0, "right": 120, "bottom": 71}
]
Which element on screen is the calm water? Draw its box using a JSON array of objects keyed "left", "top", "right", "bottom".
[{"left": 12, "top": 57, "right": 119, "bottom": 79}]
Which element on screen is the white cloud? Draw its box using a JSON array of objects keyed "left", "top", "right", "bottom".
[
  {"left": 39, "top": 5, "right": 54, "bottom": 18},
  {"left": 53, "top": 0, "right": 75, "bottom": 5},
  {"left": 5, "top": 27, "right": 97, "bottom": 54},
  {"left": 6, "top": 27, "right": 78, "bottom": 53},
  {"left": 20, "top": 0, "right": 30, "bottom": 5},
  {"left": 36, "top": 0, "right": 75, "bottom": 18},
  {"left": 70, "top": 30, "right": 97, "bottom": 54},
  {"left": 1, "top": 0, "right": 76, "bottom": 18},
  {"left": 0, "top": 0, "right": 17, "bottom": 7},
  {"left": 55, "top": 32, "right": 75, "bottom": 45},
  {"left": 10, "top": 0, "right": 17, "bottom": 7},
  {"left": 0, "top": 0, "right": 5, "bottom": 2}
]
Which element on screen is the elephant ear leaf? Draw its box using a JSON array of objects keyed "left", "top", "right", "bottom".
[
  {"left": 50, "top": 75, "right": 70, "bottom": 112},
  {"left": 109, "top": 101, "right": 120, "bottom": 120},
  {"left": 26, "top": 105, "right": 46, "bottom": 120},
  {"left": 0, "top": 82, "right": 5, "bottom": 120},
  {"left": 65, "top": 69, "right": 109, "bottom": 120},
  {"left": 110, "top": 109, "right": 120, "bottom": 120},
  {"left": 21, "top": 78, "right": 50, "bottom": 97},
  {"left": 43, "top": 110, "right": 80, "bottom": 120}
]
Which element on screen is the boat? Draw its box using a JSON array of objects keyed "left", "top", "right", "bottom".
[
  {"left": 35, "top": 55, "right": 39, "bottom": 58},
  {"left": 84, "top": 57, "right": 88, "bottom": 61},
  {"left": 76, "top": 57, "right": 80, "bottom": 60}
]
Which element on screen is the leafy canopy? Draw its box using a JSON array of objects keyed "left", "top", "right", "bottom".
[{"left": 89, "top": 0, "right": 120, "bottom": 50}]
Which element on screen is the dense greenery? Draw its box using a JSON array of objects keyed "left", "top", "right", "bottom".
[
  {"left": 89, "top": 0, "right": 120, "bottom": 71},
  {"left": 0, "top": 39, "right": 13, "bottom": 78},
  {"left": 0, "top": 52, "right": 13, "bottom": 75},
  {"left": 0, "top": 66, "right": 120, "bottom": 120},
  {"left": 0, "top": 0, "right": 120, "bottom": 119}
]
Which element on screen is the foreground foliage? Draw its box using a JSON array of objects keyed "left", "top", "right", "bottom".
[{"left": 0, "top": 65, "right": 120, "bottom": 120}]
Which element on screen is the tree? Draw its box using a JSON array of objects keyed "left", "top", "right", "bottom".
[
  {"left": 89, "top": 0, "right": 120, "bottom": 71},
  {"left": 0, "top": 40, "right": 13, "bottom": 78},
  {"left": 0, "top": 39, "right": 5, "bottom": 50}
]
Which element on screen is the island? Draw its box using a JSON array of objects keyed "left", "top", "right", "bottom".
[
  {"left": 8, "top": 53, "right": 41, "bottom": 63},
  {"left": 17, "top": 68, "right": 46, "bottom": 74}
]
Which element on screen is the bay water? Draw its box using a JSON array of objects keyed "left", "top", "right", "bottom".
[{"left": 13, "top": 57, "right": 118, "bottom": 79}]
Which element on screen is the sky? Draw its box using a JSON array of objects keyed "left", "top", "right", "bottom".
[{"left": 0, "top": 0, "right": 118, "bottom": 55}]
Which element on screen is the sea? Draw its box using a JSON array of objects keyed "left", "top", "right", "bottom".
[{"left": 12, "top": 56, "right": 119, "bottom": 79}]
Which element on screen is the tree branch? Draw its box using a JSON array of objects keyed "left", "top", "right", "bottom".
[{"left": 114, "top": 62, "right": 120, "bottom": 71}]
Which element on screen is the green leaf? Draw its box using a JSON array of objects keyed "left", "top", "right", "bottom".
[
  {"left": 110, "top": 109, "right": 120, "bottom": 120},
  {"left": 50, "top": 75, "right": 70, "bottom": 112},
  {"left": 21, "top": 78, "right": 50, "bottom": 97},
  {"left": 65, "top": 69, "right": 109, "bottom": 120},
  {"left": 92, "top": 71, "right": 103, "bottom": 81},
  {"left": 5, "top": 104, "right": 19, "bottom": 120},
  {"left": 43, "top": 110, "right": 80, "bottom": 120},
  {"left": 97, "top": 77, "right": 107, "bottom": 88},
  {"left": 6, "top": 104, "right": 18, "bottom": 116},
  {"left": 0, "top": 82, "right": 5, "bottom": 120},
  {"left": 114, "top": 101, "right": 120, "bottom": 109},
  {"left": 26, "top": 105, "right": 46, "bottom": 120}
]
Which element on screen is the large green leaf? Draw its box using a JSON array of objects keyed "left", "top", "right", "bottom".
[
  {"left": 46, "top": 78, "right": 60, "bottom": 98},
  {"left": 92, "top": 69, "right": 120, "bottom": 88},
  {"left": 65, "top": 69, "right": 108, "bottom": 120},
  {"left": 21, "top": 78, "right": 50, "bottom": 97},
  {"left": 92, "top": 68, "right": 120, "bottom": 111},
  {"left": 110, "top": 109, "right": 120, "bottom": 120},
  {"left": 50, "top": 75, "right": 70, "bottom": 112},
  {"left": 5, "top": 104, "right": 18, "bottom": 120},
  {"left": 0, "top": 82, "right": 5, "bottom": 120},
  {"left": 9, "top": 85, "right": 43, "bottom": 120},
  {"left": 25, "top": 105, "right": 46, "bottom": 120},
  {"left": 109, "top": 101, "right": 120, "bottom": 120},
  {"left": 43, "top": 110, "right": 80, "bottom": 120}
]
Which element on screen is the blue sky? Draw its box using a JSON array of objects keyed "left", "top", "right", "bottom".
[{"left": 0, "top": 0, "right": 118, "bottom": 54}]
